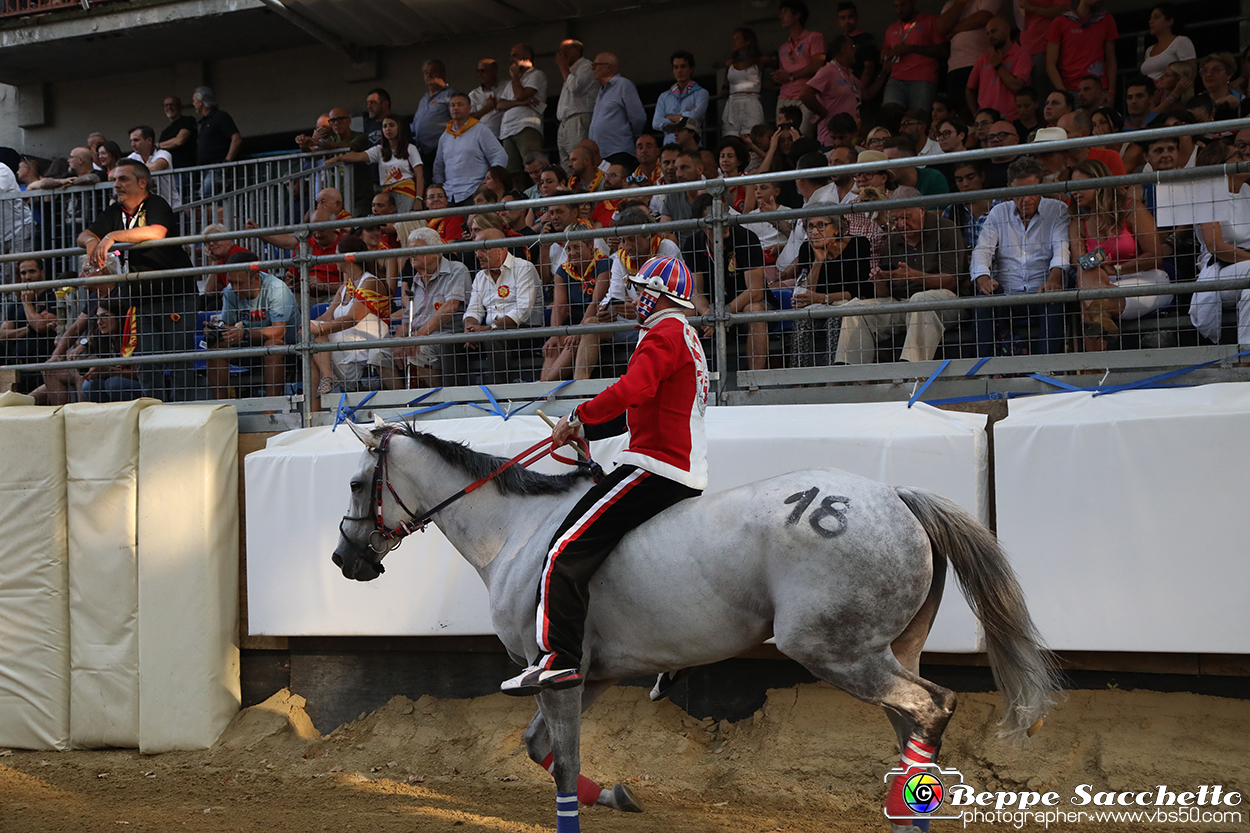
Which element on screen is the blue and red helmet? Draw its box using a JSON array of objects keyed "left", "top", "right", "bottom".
[{"left": 630, "top": 255, "right": 694, "bottom": 320}]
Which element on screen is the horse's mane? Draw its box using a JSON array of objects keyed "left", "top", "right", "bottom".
[{"left": 381, "top": 423, "right": 591, "bottom": 496}]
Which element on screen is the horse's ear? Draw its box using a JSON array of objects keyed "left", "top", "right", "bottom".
[{"left": 347, "top": 420, "right": 379, "bottom": 447}]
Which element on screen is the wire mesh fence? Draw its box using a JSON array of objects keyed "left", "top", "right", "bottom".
[{"left": 2, "top": 119, "right": 1249, "bottom": 421}]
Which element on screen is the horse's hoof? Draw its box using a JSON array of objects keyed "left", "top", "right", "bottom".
[{"left": 607, "top": 783, "right": 644, "bottom": 813}]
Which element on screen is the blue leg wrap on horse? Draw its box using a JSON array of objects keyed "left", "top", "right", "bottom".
[
  {"left": 556, "top": 791, "right": 580, "bottom": 833},
  {"left": 912, "top": 818, "right": 930, "bottom": 832}
]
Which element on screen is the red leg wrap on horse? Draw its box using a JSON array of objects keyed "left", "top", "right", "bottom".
[
  {"left": 539, "top": 753, "right": 602, "bottom": 806},
  {"left": 883, "top": 737, "right": 937, "bottom": 820}
]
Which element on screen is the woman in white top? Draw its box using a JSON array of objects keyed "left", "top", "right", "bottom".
[
  {"left": 1139, "top": 4, "right": 1196, "bottom": 82},
  {"left": 327, "top": 116, "right": 425, "bottom": 213},
  {"left": 721, "top": 28, "right": 766, "bottom": 138},
  {"left": 308, "top": 234, "right": 392, "bottom": 394}
]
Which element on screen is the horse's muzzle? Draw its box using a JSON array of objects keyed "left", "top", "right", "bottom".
[{"left": 332, "top": 549, "right": 386, "bottom": 582}]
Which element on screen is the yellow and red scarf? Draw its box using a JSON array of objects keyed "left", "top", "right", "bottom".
[
  {"left": 444, "top": 117, "right": 480, "bottom": 139},
  {"left": 563, "top": 249, "right": 605, "bottom": 291},
  {"left": 616, "top": 236, "right": 663, "bottom": 275},
  {"left": 569, "top": 169, "right": 604, "bottom": 193}
]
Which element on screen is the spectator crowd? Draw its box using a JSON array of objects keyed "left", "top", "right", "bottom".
[{"left": 2, "top": 0, "right": 1250, "bottom": 402}]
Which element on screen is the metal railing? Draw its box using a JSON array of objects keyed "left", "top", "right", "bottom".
[
  {"left": 0, "top": 0, "right": 122, "bottom": 18},
  {"left": 2, "top": 118, "right": 1249, "bottom": 428}
]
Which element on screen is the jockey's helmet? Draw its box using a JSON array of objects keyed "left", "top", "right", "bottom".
[{"left": 630, "top": 255, "right": 695, "bottom": 320}]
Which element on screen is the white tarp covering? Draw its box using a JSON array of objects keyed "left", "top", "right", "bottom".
[
  {"left": 995, "top": 384, "right": 1250, "bottom": 652},
  {"left": 245, "top": 403, "right": 986, "bottom": 651},
  {"left": 65, "top": 399, "right": 156, "bottom": 749},
  {"left": 0, "top": 392, "right": 70, "bottom": 750},
  {"left": 137, "top": 405, "right": 240, "bottom": 752}
]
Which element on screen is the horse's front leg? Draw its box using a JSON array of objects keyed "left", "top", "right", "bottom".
[{"left": 536, "top": 686, "right": 585, "bottom": 833}]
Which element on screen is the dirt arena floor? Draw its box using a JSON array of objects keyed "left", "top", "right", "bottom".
[{"left": 2, "top": 683, "right": 1247, "bottom": 833}]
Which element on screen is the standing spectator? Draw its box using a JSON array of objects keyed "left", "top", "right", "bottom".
[
  {"left": 1139, "top": 4, "right": 1196, "bottom": 83},
  {"left": 394, "top": 227, "right": 472, "bottom": 388},
  {"left": 497, "top": 43, "right": 548, "bottom": 175},
  {"left": 834, "top": 186, "right": 966, "bottom": 364},
  {"left": 207, "top": 252, "right": 297, "bottom": 399},
  {"left": 326, "top": 116, "right": 425, "bottom": 213},
  {"left": 653, "top": 51, "right": 709, "bottom": 132},
  {"left": 555, "top": 39, "right": 597, "bottom": 169},
  {"left": 1042, "top": 89, "right": 1073, "bottom": 126},
  {"left": 1017, "top": 0, "right": 1069, "bottom": 94},
  {"left": 970, "top": 156, "right": 1067, "bottom": 356},
  {"left": 772, "top": 0, "right": 826, "bottom": 138},
  {"left": 588, "top": 53, "right": 647, "bottom": 159},
  {"left": 192, "top": 86, "right": 242, "bottom": 197},
  {"left": 721, "top": 29, "right": 767, "bottom": 139},
  {"left": 801, "top": 34, "right": 861, "bottom": 147},
  {"left": 433, "top": 92, "right": 508, "bottom": 204},
  {"left": 937, "top": 0, "right": 1000, "bottom": 111},
  {"left": 634, "top": 133, "right": 662, "bottom": 185},
  {"left": 879, "top": 0, "right": 946, "bottom": 114},
  {"left": 0, "top": 157, "right": 33, "bottom": 258},
  {"left": 158, "top": 95, "right": 197, "bottom": 170},
  {"left": 362, "top": 88, "right": 403, "bottom": 147},
  {"left": 80, "top": 158, "right": 197, "bottom": 401},
  {"left": 469, "top": 59, "right": 507, "bottom": 137},
  {"left": 127, "top": 124, "right": 178, "bottom": 207},
  {"left": 837, "top": 2, "right": 880, "bottom": 93},
  {"left": 462, "top": 227, "right": 544, "bottom": 383},
  {"left": 966, "top": 17, "right": 1032, "bottom": 120},
  {"left": 412, "top": 59, "right": 456, "bottom": 169},
  {"left": 322, "top": 106, "right": 373, "bottom": 216},
  {"left": 1045, "top": 0, "right": 1117, "bottom": 101}
]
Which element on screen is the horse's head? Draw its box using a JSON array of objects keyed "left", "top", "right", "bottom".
[{"left": 332, "top": 420, "right": 391, "bottom": 582}]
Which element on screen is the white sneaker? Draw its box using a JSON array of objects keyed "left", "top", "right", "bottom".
[{"left": 500, "top": 665, "right": 583, "bottom": 696}]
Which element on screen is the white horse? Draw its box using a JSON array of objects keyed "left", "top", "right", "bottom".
[{"left": 333, "top": 422, "right": 1059, "bottom": 832}]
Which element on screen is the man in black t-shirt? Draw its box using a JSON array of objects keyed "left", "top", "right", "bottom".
[
  {"left": 0, "top": 259, "right": 58, "bottom": 394},
  {"left": 683, "top": 192, "right": 771, "bottom": 370},
  {"left": 158, "top": 95, "right": 198, "bottom": 169},
  {"left": 192, "top": 86, "right": 242, "bottom": 198},
  {"left": 79, "top": 158, "right": 197, "bottom": 402}
]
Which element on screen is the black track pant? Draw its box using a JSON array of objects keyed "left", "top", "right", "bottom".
[{"left": 534, "top": 464, "right": 701, "bottom": 670}]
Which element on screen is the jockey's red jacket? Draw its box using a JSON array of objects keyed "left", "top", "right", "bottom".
[{"left": 572, "top": 309, "right": 709, "bottom": 490}]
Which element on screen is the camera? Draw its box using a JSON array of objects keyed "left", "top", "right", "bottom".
[
  {"left": 204, "top": 317, "right": 229, "bottom": 347},
  {"left": 1078, "top": 248, "right": 1107, "bottom": 271}
]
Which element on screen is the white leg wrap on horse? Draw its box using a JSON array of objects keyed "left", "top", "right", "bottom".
[{"left": 555, "top": 792, "right": 580, "bottom": 833}]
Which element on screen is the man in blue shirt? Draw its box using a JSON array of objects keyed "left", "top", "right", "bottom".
[
  {"left": 434, "top": 92, "right": 510, "bottom": 203},
  {"left": 653, "top": 50, "right": 710, "bottom": 132},
  {"left": 588, "top": 52, "right": 647, "bottom": 159},
  {"left": 411, "top": 59, "right": 457, "bottom": 169},
  {"left": 208, "top": 251, "right": 297, "bottom": 398}
]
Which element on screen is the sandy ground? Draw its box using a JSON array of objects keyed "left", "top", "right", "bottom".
[{"left": 2, "top": 683, "right": 1248, "bottom": 833}]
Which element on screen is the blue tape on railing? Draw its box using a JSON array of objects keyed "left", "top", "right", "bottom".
[
  {"left": 406, "top": 387, "right": 443, "bottom": 406},
  {"left": 1092, "top": 348, "right": 1250, "bottom": 397},
  {"left": 1028, "top": 373, "right": 1083, "bottom": 392},
  {"left": 397, "top": 401, "right": 456, "bottom": 419},
  {"left": 965, "top": 357, "right": 991, "bottom": 376},
  {"left": 478, "top": 384, "right": 506, "bottom": 418},
  {"left": 505, "top": 379, "right": 576, "bottom": 419},
  {"left": 331, "top": 392, "right": 349, "bottom": 432},
  {"left": 907, "top": 359, "right": 950, "bottom": 408}
]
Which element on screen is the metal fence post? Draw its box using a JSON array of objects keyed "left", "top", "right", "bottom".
[
  {"left": 297, "top": 230, "right": 313, "bottom": 427},
  {"left": 707, "top": 182, "right": 729, "bottom": 403}
]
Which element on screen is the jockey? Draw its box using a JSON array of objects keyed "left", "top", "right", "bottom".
[{"left": 501, "top": 255, "right": 710, "bottom": 696}]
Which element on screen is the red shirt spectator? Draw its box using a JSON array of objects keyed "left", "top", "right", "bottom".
[
  {"left": 778, "top": 30, "right": 826, "bottom": 101},
  {"left": 805, "top": 55, "right": 862, "bottom": 146},
  {"left": 1019, "top": 0, "right": 1069, "bottom": 57},
  {"left": 1045, "top": 2, "right": 1118, "bottom": 93},
  {"left": 883, "top": 12, "right": 943, "bottom": 83},
  {"left": 967, "top": 35, "right": 1032, "bottom": 119}
]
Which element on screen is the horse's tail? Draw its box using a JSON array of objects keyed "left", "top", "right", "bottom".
[{"left": 895, "top": 487, "right": 1062, "bottom": 740}]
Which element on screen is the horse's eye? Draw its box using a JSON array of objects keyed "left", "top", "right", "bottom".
[{"left": 350, "top": 481, "right": 363, "bottom": 492}]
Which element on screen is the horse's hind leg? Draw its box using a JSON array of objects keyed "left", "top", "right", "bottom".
[
  {"left": 523, "top": 680, "right": 643, "bottom": 813},
  {"left": 885, "top": 552, "right": 948, "bottom": 758}
]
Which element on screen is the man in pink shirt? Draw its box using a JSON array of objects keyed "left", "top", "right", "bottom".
[
  {"left": 1045, "top": 0, "right": 1118, "bottom": 100},
  {"left": 801, "top": 33, "right": 861, "bottom": 147},
  {"left": 879, "top": 0, "right": 947, "bottom": 114},
  {"left": 966, "top": 17, "right": 1032, "bottom": 119},
  {"left": 937, "top": 0, "right": 999, "bottom": 112},
  {"left": 772, "top": 0, "right": 826, "bottom": 138},
  {"left": 1017, "top": 0, "right": 1070, "bottom": 93}
]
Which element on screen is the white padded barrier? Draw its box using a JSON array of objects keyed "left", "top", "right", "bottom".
[
  {"left": 65, "top": 399, "right": 156, "bottom": 749},
  {"left": 0, "top": 392, "right": 70, "bottom": 750},
  {"left": 245, "top": 403, "right": 986, "bottom": 651},
  {"left": 995, "top": 384, "right": 1250, "bottom": 653},
  {"left": 137, "top": 404, "right": 240, "bottom": 752}
]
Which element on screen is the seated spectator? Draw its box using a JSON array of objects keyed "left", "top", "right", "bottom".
[
  {"left": 932, "top": 117, "right": 971, "bottom": 188},
  {"left": 654, "top": 50, "right": 710, "bottom": 132},
  {"left": 899, "top": 108, "right": 942, "bottom": 157},
  {"left": 606, "top": 207, "right": 683, "bottom": 306},
  {"left": 33, "top": 293, "right": 140, "bottom": 406},
  {"left": 1090, "top": 107, "right": 1144, "bottom": 172},
  {"left": 394, "top": 227, "right": 472, "bottom": 388},
  {"left": 1013, "top": 88, "right": 1042, "bottom": 138},
  {"left": 930, "top": 93, "right": 954, "bottom": 137},
  {"left": 472, "top": 186, "right": 499, "bottom": 207},
  {"left": 247, "top": 208, "right": 343, "bottom": 300},
  {"left": 1122, "top": 75, "right": 1160, "bottom": 131},
  {"left": 359, "top": 223, "right": 400, "bottom": 288},
  {"left": 1233, "top": 45, "right": 1250, "bottom": 99},
  {"left": 984, "top": 119, "right": 1023, "bottom": 187},
  {"left": 1056, "top": 112, "right": 1126, "bottom": 175},
  {"left": 201, "top": 223, "right": 253, "bottom": 307},
  {"left": 1042, "top": 89, "right": 1073, "bottom": 126},
  {"left": 777, "top": 153, "right": 843, "bottom": 275},
  {"left": 500, "top": 189, "right": 538, "bottom": 244},
  {"left": 1074, "top": 75, "right": 1105, "bottom": 113},
  {"left": 537, "top": 199, "right": 581, "bottom": 276},
  {"left": 308, "top": 234, "right": 392, "bottom": 393},
  {"left": 826, "top": 146, "right": 858, "bottom": 203},
  {"left": 852, "top": 149, "right": 894, "bottom": 198},
  {"left": 95, "top": 140, "right": 123, "bottom": 176},
  {"left": 787, "top": 211, "right": 873, "bottom": 367},
  {"left": 971, "top": 108, "right": 1001, "bottom": 149},
  {"left": 566, "top": 144, "right": 604, "bottom": 192},
  {"left": 314, "top": 187, "right": 351, "bottom": 222},
  {"left": 522, "top": 150, "right": 549, "bottom": 198},
  {"left": 483, "top": 165, "right": 514, "bottom": 200},
  {"left": 633, "top": 133, "right": 663, "bottom": 184},
  {"left": 1155, "top": 60, "right": 1196, "bottom": 112},
  {"left": 1029, "top": 125, "right": 1073, "bottom": 182},
  {"left": 463, "top": 227, "right": 544, "bottom": 384},
  {"left": 882, "top": 137, "right": 950, "bottom": 196},
  {"left": 842, "top": 185, "right": 888, "bottom": 271},
  {"left": 542, "top": 220, "right": 613, "bottom": 381},
  {"left": 206, "top": 252, "right": 297, "bottom": 399},
  {"left": 942, "top": 161, "right": 1000, "bottom": 252},
  {"left": 1189, "top": 136, "right": 1250, "bottom": 345},
  {"left": 371, "top": 191, "right": 400, "bottom": 248},
  {"left": 863, "top": 125, "right": 891, "bottom": 151},
  {"left": 742, "top": 182, "right": 794, "bottom": 267},
  {"left": 717, "top": 137, "right": 754, "bottom": 212},
  {"left": 433, "top": 92, "right": 508, "bottom": 204},
  {"left": 658, "top": 149, "right": 706, "bottom": 250},
  {"left": 685, "top": 193, "right": 769, "bottom": 370},
  {"left": 1194, "top": 52, "right": 1243, "bottom": 111},
  {"left": 1136, "top": 135, "right": 1199, "bottom": 285},
  {"left": 834, "top": 186, "right": 967, "bottom": 364},
  {"left": 970, "top": 157, "right": 1068, "bottom": 356},
  {"left": 0, "top": 258, "right": 58, "bottom": 394},
  {"left": 589, "top": 161, "right": 633, "bottom": 227},
  {"left": 966, "top": 17, "right": 1032, "bottom": 121},
  {"left": 326, "top": 116, "right": 425, "bottom": 213},
  {"left": 423, "top": 183, "right": 466, "bottom": 243},
  {"left": 700, "top": 148, "right": 720, "bottom": 180},
  {"left": 1068, "top": 158, "right": 1172, "bottom": 351},
  {"left": 1140, "top": 4, "right": 1196, "bottom": 82}
]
